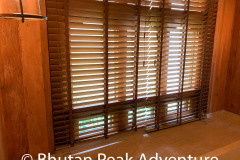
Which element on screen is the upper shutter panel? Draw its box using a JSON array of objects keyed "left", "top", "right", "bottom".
[
  {"left": 108, "top": 0, "right": 139, "bottom": 104},
  {"left": 138, "top": 0, "right": 163, "bottom": 99},
  {"left": 69, "top": 0, "right": 105, "bottom": 109}
]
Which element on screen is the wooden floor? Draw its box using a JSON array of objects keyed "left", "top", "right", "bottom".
[{"left": 55, "top": 110, "right": 240, "bottom": 160}]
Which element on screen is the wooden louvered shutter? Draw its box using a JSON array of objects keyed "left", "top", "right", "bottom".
[
  {"left": 137, "top": 0, "right": 163, "bottom": 128},
  {"left": 200, "top": 0, "right": 218, "bottom": 114},
  {"left": 46, "top": 0, "right": 73, "bottom": 147},
  {"left": 68, "top": 0, "right": 106, "bottom": 141},
  {"left": 46, "top": 0, "right": 218, "bottom": 148},
  {"left": 142, "top": 0, "right": 219, "bottom": 131},
  {"left": 107, "top": 0, "right": 139, "bottom": 133}
]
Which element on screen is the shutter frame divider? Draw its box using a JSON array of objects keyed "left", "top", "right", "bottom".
[
  {"left": 133, "top": 0, "right": 141, "bottom": 131},
  {"left": 179, "top": 0, "right": 191, "bottom": 125},
  {"left": 64, "top": 0, "right": 74, "bottom": 146},
  {"left": 104, "top": 0, "right": 109, "bottom": 138},
  {"left": 156, "top": 0, "right": 166, "bottom": 130}
]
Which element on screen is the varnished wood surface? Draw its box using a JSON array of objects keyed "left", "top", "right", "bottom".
[
  {"left": 0, "top": 0, "right": 239, "bottom": 159},
  {"left": 210, "top": 0, "right": 240, "bottom": 114},
  {"left": 209, "top": 0, "right": 237, "bottom": 112},
  {"left": 0, "top": 0, "right": 54, "bottom": 159},
  {"left": 0, "top": 20, "right": 29, "bottom": 160},
  {"left": 224, "top": 0, "right": 240, "bottom": 115},
  {"left": 19, "top": 20, "right": 54, "bottom": 157}
]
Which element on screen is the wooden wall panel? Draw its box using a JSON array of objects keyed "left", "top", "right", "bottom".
[
  {"left": 209, "top": 0, "right": 237, "bottom": 112},
  {"left": 0, "top": 20, "right": 29, "bottom": 160},
  {"left": 210, "top": 0, "right": 240, "bottom": 114},
  {"left": 0, "top": 0, "right": 54, "bottom": 159},
  {"left": 224, "top": 0, "right": 240, "bottom": 114},
  {"left": 19, "top": 21, "right": 54, "bottom": 157}
]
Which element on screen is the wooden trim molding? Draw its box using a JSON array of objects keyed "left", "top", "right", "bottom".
[{"left": 209, "top": 0, "right": 238, "bottom": 112}]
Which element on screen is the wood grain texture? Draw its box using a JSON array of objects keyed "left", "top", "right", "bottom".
[
  {"left": 0, "top": 0, "right": 54, "bottom": 159},
  {"left": 19, "top": 20, "right": 54, "bottom": 157},
  {"left": 40, "top": 20, "right": 55, "bottom": 154},
  {"left": 0, "top": 22, "right": 6, "bottom": 160},
  {"left": 0, "top": 118, "right": 6, "bottom": 160},
  {"left": 209, "top": 0, "right": 237, "bottom": 112},
  {"left": 0, "top": 20, "right": 29, "bottom": 160},
  {"left": 224, "top": 0, "right": 240, "bottom": 115},
  {"left": 210, "top": 0, "right": 240, "bottom": 114},
  {"left": 39, "top": 0, "right": 55, "bottom": 153}
]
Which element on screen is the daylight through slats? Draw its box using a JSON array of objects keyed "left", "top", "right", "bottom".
[{"left": 46, "top": 0, "right": 218, "bottom": 148}]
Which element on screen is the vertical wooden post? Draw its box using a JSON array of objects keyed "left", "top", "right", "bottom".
[
  {"left": 133, "top": 0, "right": 141, "bottom": 131},
  {"left": 156, "top": 0, "right": 166, "bottom": 130},
  {"left": 199, "top": 0, "right": 211, "bottom": 120},
  {"left": 104, "top": 0, "right": 109, "bottom": 138},
  {"left": 179, "top": 0, "right": 190, "bottom": 124},
  {"left": 64, "top": 0, "right": 74, "bottom": 146}
]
